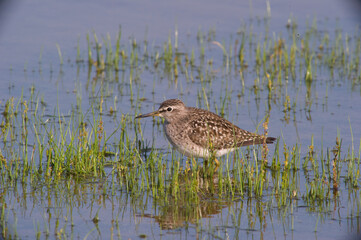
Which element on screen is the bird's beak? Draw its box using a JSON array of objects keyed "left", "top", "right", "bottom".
[{"left": 135, "top": 110, "right": 160, "bottom": 119}]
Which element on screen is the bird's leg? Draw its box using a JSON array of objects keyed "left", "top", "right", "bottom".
[
  {"left": 185, "top": 157, "right": 191, "bottom": 173},
  {"left": 204, "top": 157, "right": 219, "bottom": 175},
  {"left": 204, "top": 158, "right": 209, "bottom": 170}
]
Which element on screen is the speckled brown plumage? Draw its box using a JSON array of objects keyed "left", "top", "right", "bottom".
[{"left": 136, "top": 99, "right": 276, "bottom": 159}]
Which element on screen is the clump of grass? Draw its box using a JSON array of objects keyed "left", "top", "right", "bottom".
[
  {"left": 0, "top": 95, "right": 123, "bottom": 185},
  {"left": 331, "top": 137, "right": 341, "bottom": 192}
]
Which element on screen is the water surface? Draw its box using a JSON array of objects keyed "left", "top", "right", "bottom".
[{"left": 0, "top": 1, "right": 360, "bottom": 239}]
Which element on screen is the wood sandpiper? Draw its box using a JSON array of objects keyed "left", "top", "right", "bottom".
[{"left": 136, "top": 99, "right": 276, "bottom": 165}]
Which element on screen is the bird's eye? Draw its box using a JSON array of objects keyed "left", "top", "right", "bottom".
[{"left": 167, "top": 107, "right": 172, "bottom": 112}]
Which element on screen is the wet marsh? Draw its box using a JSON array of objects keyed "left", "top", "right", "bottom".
[{"left": 0, "top": 11, "right": 361, "bottom": 240}]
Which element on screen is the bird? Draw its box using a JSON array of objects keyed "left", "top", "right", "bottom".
[{"left": 135, "top": 99, "right": 276, "bottom": 166}]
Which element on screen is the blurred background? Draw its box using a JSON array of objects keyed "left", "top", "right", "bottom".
[{"left": 0, "top": 0, "right": 360, "bottom": 72}]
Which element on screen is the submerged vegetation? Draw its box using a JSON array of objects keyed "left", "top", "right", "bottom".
[{"left": 0, "top": 18, "right": 361, "bottom": 239}]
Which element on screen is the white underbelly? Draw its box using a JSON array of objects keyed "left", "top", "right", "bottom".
[{"left": 164, "top": 123, "right": 236, "bottom": 158}]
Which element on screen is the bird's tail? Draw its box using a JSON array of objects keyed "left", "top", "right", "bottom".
[{"left": 240, "top": 136, "right": 276, "bottom": 146}]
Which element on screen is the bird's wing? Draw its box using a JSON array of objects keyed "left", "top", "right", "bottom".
[{"left": 187, "top": 110, "right": 259, "bottom": 150}]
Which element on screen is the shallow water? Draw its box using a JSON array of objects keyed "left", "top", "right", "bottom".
[{"left": 0, "top": 0, "right": 361, "bottom": 239}]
